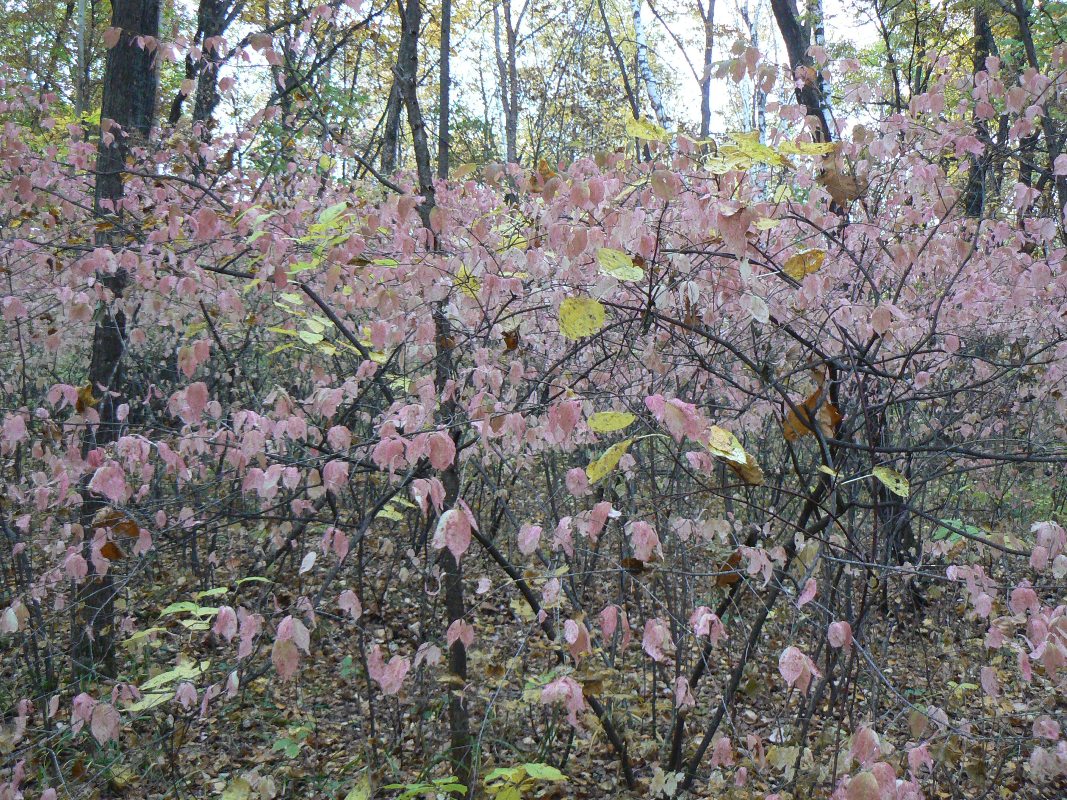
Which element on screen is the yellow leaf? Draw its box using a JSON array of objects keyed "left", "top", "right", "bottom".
[
  {"left": 779, "top": 140, "right": 839, "bottom": 156},
  {"left": 873, "top": 466, "right": 910, "bottom": 498},
  {"left": 625, "top": 115, "right": 669, "bottom": 142},
  {"left": 298, "top": 330, "right": 324, "bottom": 345},
  {"left": 559, "top": 296, "right": 606, "bottom": 340},
  {"left": 729, "top": 452, "right": 765, "bottom": 486},
  {"left": 729, "top": 132, "right": 793, "bottom": 168},
  {"left": 754, "top": 217, "right": 781, "bottom": 230},
  {"left": 706, "top": 426, "right": 747, "bottom": 463},
  {"left": 597, "top": 248, "right": 644, "bottom": 281},
  {"left": 817, "top": 465, "right": 840, "bottom": 478},
  {"left": 706, "top": 426, "right": 764, "bottom": 486},
  {"left": 220, "top": 778, "right": 251, "bottom": 800},
  {"left": 586, "top": 439, "right": 633, "bottom": 484},
  {"left": 782, "top": 249, "right": 826, "bottom": 280},
  {"left": 588, "top": 411, "right": 636, "bottom": 433},
  {"left": 455, "top": 266, "right": 480, "bottom": 299}
]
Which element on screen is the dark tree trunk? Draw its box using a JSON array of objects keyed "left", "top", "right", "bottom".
[
  {"left": 965, "top": 7, "right": 996, "bottom": 217},
  {"left": 75, "top": 0, "right": 161, "bottom": 683},
  {"left": 769, "top": 0, "right": 831, "bottom": 141},
  {"left": 381, "top": 79, "right": 402, "bottom": 174},
  {"left": 438, "top": 0, "right": 451, "bottom": 179},
  {"left": 395, "top": 0, "right": 436, "bottom": 223}
]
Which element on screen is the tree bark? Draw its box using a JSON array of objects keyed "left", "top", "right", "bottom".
[
  {"left": 75, "top": 0, "right": 161, "bottom": 683},
  {"left": 395, "top": 0, "right": 436, "bottom": 223},
  {"left": 698, "top": 0, "right": 715, "bottom": 140},
  {"left": 381, "top": 79, "right": 402, "bottom": 174},
  {"left": 965, "top": 6, "right": 996, "bottom": 217},
  {"left": 769, "top": 0, "right": 831, "bottom": 141},
  {"left": 631, "top": 0, "right": 669, "bottom": 129},
  {"left": 493, "top": 0, "right": 521, "bottom": 164},
  {"left": 438, "top": 0, "right": 451, "bottom": 179}
]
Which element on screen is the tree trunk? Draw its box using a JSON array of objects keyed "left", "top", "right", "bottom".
[
  {"left": 381, "top": 79, "right": 402, "bottom": 174},
  {"left": 396, "top": 5, "right": 471, "bottom": 785},
  {"left": 493, "top": 0, "right": 520, "bottom": 164},
  {"left": 965, "top": 6, "right": 996, "bottom": 217},
  {"left": 75, "top": 0, "right": 161, "bottom": 683},
  {"left": 769, "top": 0, "right": 831, "bottom": 141},
  {"left": 395, "top": 0, "right": 436, "bottom": 222},
  {"left": 698, "top": 0, "right": 715, "bottom": 140},
  {"left": 438, "top": 0, "right": 451, "bottom": 179},
  {"left": 631, "top": 0, "right": 668, "bottom": 129}
]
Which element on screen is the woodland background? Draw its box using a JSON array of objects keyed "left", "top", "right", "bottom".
[{"left": 1, "top": 0, "right": 1066, "bottom": 799}]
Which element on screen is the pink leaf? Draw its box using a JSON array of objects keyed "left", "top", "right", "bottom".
[
  {"left": 338, "top": 589, "right": 362, "bottom": 621},
  {"left": 690, "top": 606, "right": 726, "bottom": 646},
  {"left": 828, "top": 621, "right": 853, "bottom": 651},
  {"left": 540, "top": 675, "right": 586, "bottom": 728},
  {"left": 711, "top": 736, "right": 734, "bottom": 767},
  {"left": 779, "top": 646, "right": 820, "bottom": 694},
  {"left": 90, "top": 702, "right": 120, "bottom": 745},
  {"left": 674, "top": 676, "right": 695, "bottom": 709},
  {"left": 564, "top": 619, "right": 591, "bottom": 660},
  {"left": 628, "top": 521, "right": 662, "bottom": 563},
  {"left": 367, "top": 645, "right": 410, "bottom": 695},
  {"left": 446, "top": 619, "right": 475, "bottom": 649},
  {"left": 797, "top": 578, "right": 817, "bottom": 607},
  {"left": 432, "top": 509, "right": 471, "bottom": 562},
  {"left": 414, "top": 642, "right": 442, "bottom": 668},
  {"left": 850, "top": 726, "right": 880, "bottom": 768},
  {"left": 1033, "top": 715, "right": 1060, "bottom": 741},
  {"left": 277, "top": 615, "right": 310, "bottom": 653},
  {"left": 427, "top": 431, "right": 456, "bottom": 469},
  {"left": 517, "top": 523, "right": 542, "bottom": 556},
  {"left": 845, "top": 771, "right": 880, "bottom": 800},
  {"left": 642, "top": 617, "right": 672, "bottom": 662},
  {"left": 271, "top": 639, "right": 300, "bottom": 680},
  {"left": 213, "top": 606, "right": 238, "bottom": 641},
  {"left": 88, "top": 461, "right": 127, "bottom": 503},
  {"left": 980, "top": 666, "right": 1000, "bottom": 698}
]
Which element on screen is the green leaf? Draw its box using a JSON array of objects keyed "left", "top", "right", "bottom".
[
  {"left": 127, "top": 690, "right": 173, "bottom": 712},
  {"left": 317, "top": 201, "right": 348, "bottom": 225},
  {"left": 342, "top": 774, "right": 371, "bottom": 800},
  {"left": 194, "top": 587, "right": 229, "bottom": 599},
  {"left": 521, "top": 763, "right": 567, "bottom": 781},
  {"left": 271, "top": 737, "right": 302, "bottom": 758},
  {"left": 159, "top": 601, "right": 199, "bottom": 616}
]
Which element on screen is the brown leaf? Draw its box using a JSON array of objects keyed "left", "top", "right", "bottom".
[
  {"left": 75, "top": 383, "right": 98, "bottom": 414},
  {"left": 783, "top": 389, "right": 842, "bottom": 441},
  {"left": 727, "top": 452, "right": 765, "bottom": 486},
  {"left": 502, "top": 329, "right": 520, "bottom": 351},
  {"left": 715, "top": 550, "right": 743, "bottom": 586},
  {"left": 99, "top": 541, "right": 125, "bottom": 561},
  {"left": 818, "top": 169, "right": 865, "bottom": 206}
]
